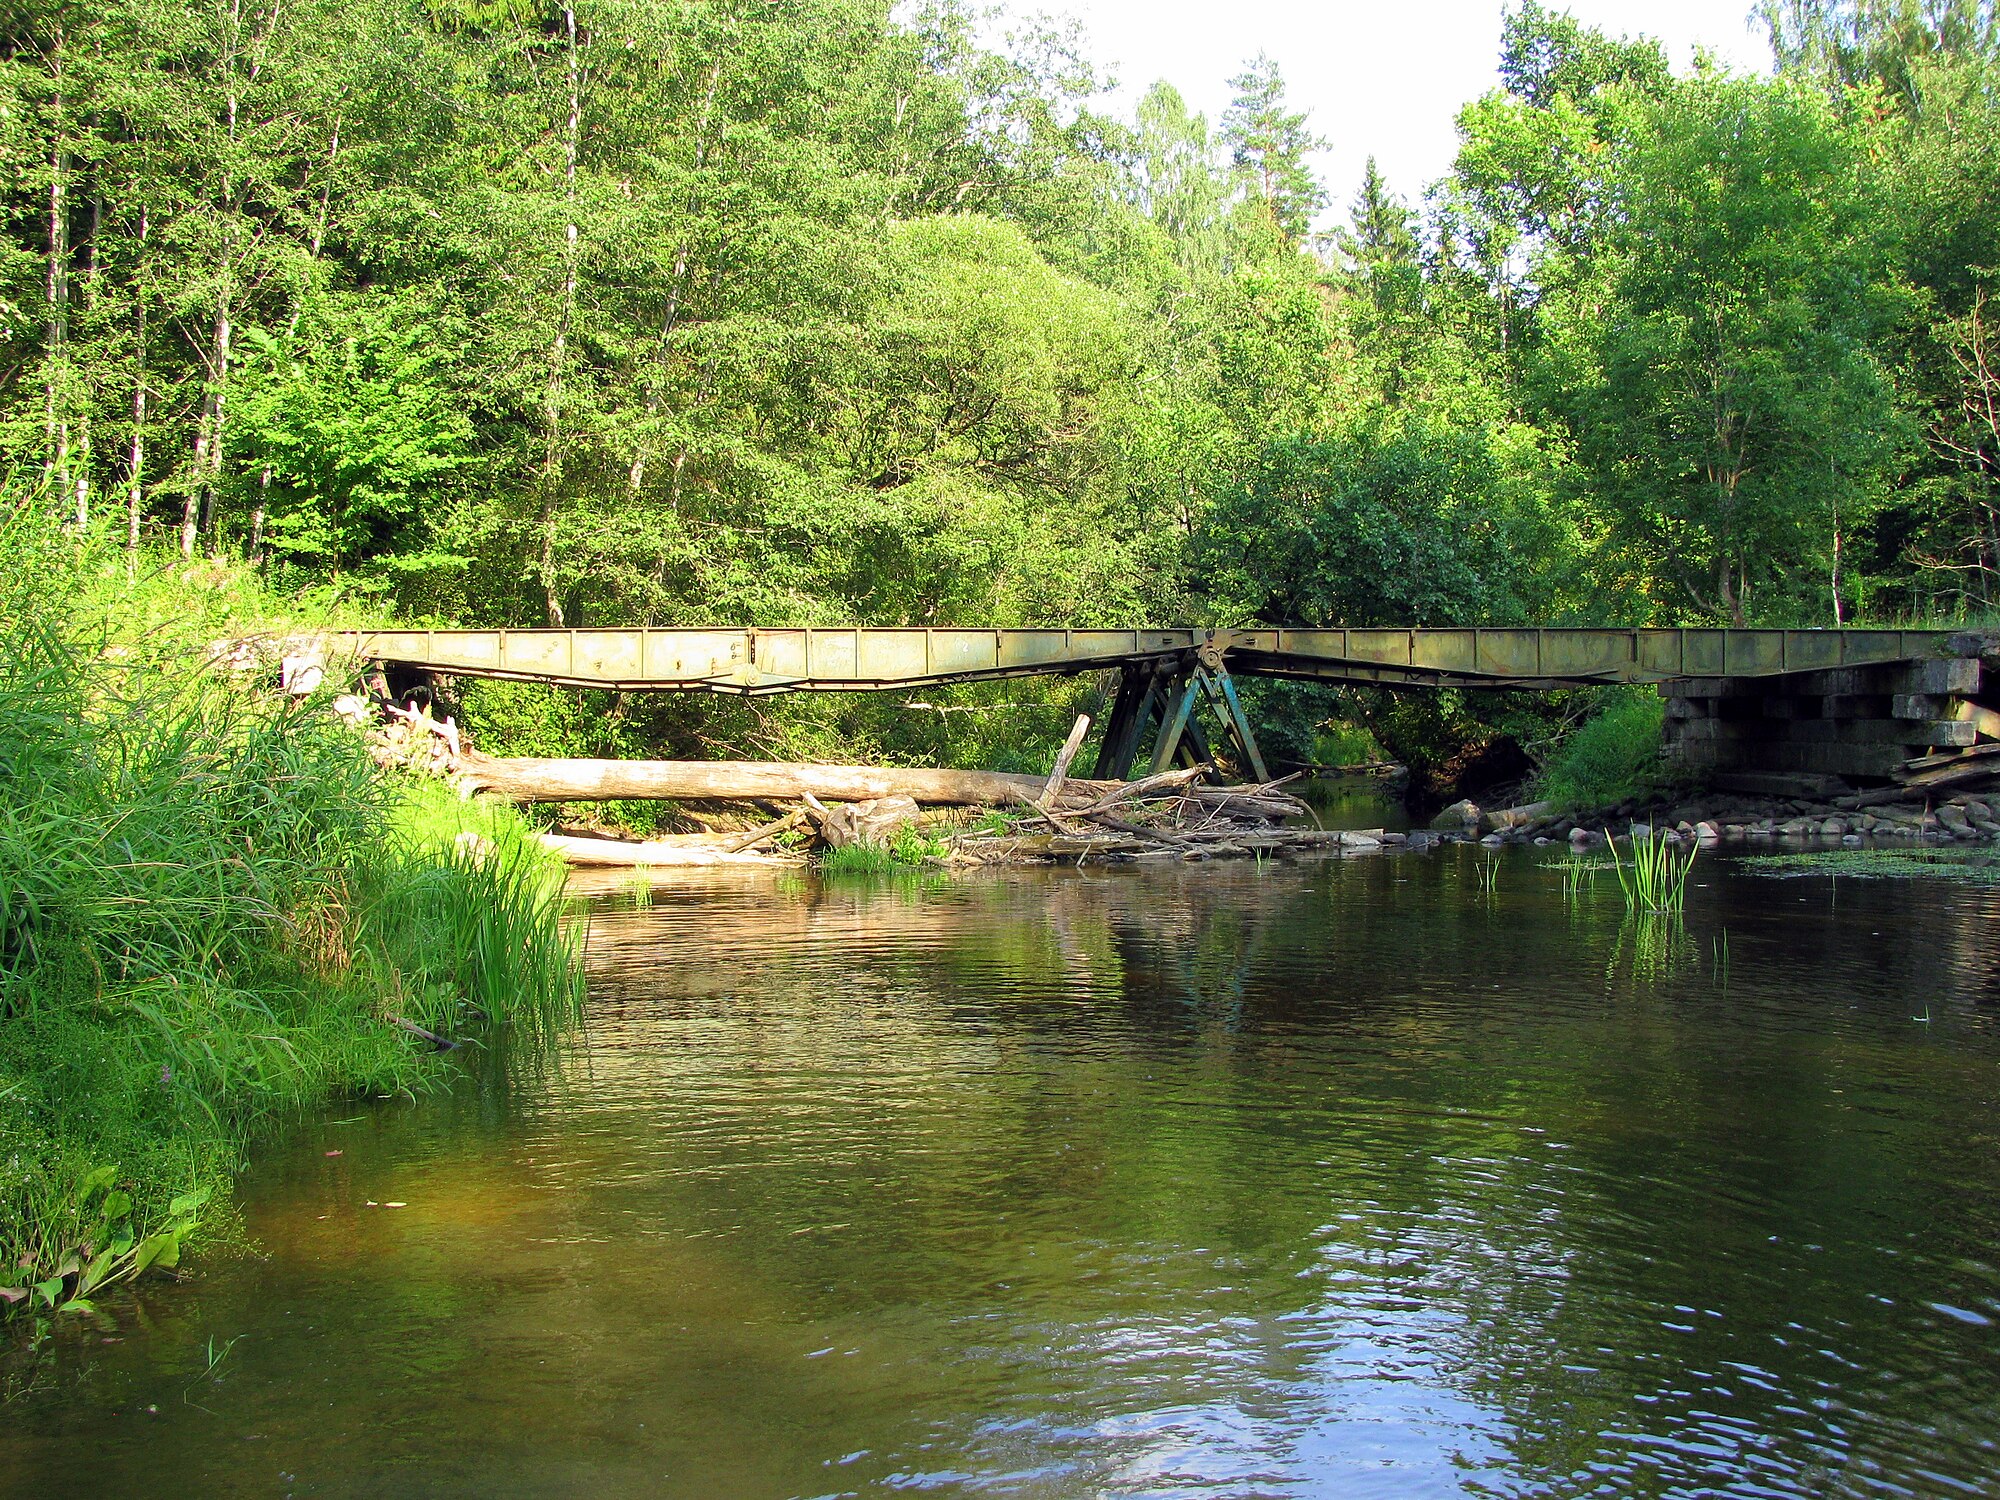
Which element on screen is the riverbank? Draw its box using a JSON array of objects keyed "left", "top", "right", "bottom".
[
  {"left": 0, "top": 522, "right": 582, "bottom": 1321},
  {"left": 1423, "top": 784, "right": 2000, "bottom": 850}
]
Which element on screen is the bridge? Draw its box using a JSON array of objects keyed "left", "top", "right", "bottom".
[{"left": 338, "top": 625, "right": 1990, "bottom": 788}]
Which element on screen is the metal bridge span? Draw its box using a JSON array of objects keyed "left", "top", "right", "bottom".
[
  {"left": 341, "top": 626, "right": 1956, "bottom": 694},
  {"left": 341, "top": 626, "right": 1967, "bottom": 784}
]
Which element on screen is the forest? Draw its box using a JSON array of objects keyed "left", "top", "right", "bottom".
[{"left": 3, "top": 0, "right": 1999, "bottom": 770}]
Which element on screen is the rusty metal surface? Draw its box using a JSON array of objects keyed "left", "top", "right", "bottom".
[{"left": 334, "top": 626, "right": 1961, "bottom": 693}]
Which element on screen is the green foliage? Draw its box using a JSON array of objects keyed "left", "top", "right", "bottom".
[
  {"left": 1203, "top": 420, "right": 1571, "bottom": 626},
  {"left": 1529, "top": 74, "right": 1905, "bottom": 624},
  {"left": 889, "top": 823, "right": 949, "bottom": 866},
  {"left": 1222, "top": 54, "right": 1326, "bottom": 245},
  {"left": 0, "top": 513, "right": 580, "bottom": 1316},
  {"left": 233, "top": 296, "right": 481, "bottom": 572},
  {"left": 1309, "top": 722, "right": 1384, "bottom": 768},
  {"left": 1536, "top": 689, "right": 1666, "bottom": 813},
  {"left": 1, "top": 0, "right": 1999, "bottom": 796}
]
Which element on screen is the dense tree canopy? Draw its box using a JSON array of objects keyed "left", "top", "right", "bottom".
[{"left": 4, "top": 0, "right": 1998, "bottom": 655}]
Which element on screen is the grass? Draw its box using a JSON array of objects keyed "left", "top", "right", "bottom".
[
  {"left": 1606, "top": 824, "right": 1699, "bottom": 913},
  {"left": 0, "top": 508, "right": 582, "bottom": 1322},
  {"left": 813, "top": 821, "right": 950, "bottom": 876},
  {"left": 816, "top": 842, "right": 898, "bottom": 875}
]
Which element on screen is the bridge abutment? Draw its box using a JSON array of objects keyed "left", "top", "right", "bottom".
[{"left": 1662, "top": 654, "right": 1990, "bottom": 789}]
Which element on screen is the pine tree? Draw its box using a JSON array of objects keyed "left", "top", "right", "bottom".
[
  {"left": 1220, "top": 54, "right": 1325, "bottom": 245},
  {"left": 1338, "top": 157, "right": 1417, "bottom": 276}
]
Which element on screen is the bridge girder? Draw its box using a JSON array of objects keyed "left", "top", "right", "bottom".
[{"left": 331, "top": 625, "right": 1963, "bottom": 696}]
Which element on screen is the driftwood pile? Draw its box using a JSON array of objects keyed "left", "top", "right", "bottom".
[
  {"left": 931, "top": 714, "right": 1341, "bottom": 865},
  {"left": 943, "top": 764, "right": 1370, "bottom": 865},
  {"left": 336, "top": 702, "right": 1359, "bottom": 867}
]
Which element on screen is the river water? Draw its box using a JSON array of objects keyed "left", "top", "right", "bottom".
[{"left": 6, "top": 847, "right": 2000, "bottom": 1498}]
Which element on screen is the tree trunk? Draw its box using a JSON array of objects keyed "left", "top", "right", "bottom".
[
  {"left": 538, "top": 3, "right": 585, "bottom": 627},
  {"left": 538, "top": 833, "right": 788, "bottom": 867},
  {"left": 184, "top": 301, "right": 232, "bottom": 558},
  {"left": 456, "top": 753, "right": 1112, "bottom": 808},
  {"left": 43, "top": 34, "right": 70, "bottom": 512},
  {"left": 1718, "top": 555, "right": 1746, "bottom": 628},
  {"left": 126, "top": 207, "right": 149, "bottom": 568}
]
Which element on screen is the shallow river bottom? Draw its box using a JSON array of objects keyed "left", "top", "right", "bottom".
[{"left": 6, "top": 849, "right": 2000, "bottom": 1498}]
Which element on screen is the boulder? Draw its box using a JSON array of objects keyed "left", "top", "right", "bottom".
[
  {"left": 1694, "top": 821, "right": 1721, "bottom": 842},
  {"left": 1487, "top": 800, "right": 1553, "bottom": 831},
  {"left": 1430, "top": 799, "right": 1483, "bottom": 833}
]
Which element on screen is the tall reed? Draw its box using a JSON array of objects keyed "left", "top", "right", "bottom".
[{"left": 1604, "top": 824, "right": 1698, "bottom": 913}]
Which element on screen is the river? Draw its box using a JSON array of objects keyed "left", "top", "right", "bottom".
[{"left": 5, "top": 845, "right": 1999, "bottom": 1497}]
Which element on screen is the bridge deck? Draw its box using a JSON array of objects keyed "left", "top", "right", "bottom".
[{"left": 338, "top": 627, "right": 1961, "bottom": 694}]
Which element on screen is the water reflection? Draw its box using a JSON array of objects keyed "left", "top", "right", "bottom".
[{"left": 5, "top": 853, "right": 2000, "bottom": 1497}]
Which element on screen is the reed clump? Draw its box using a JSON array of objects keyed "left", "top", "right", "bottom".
[
  {"left": 0, "top": 513, "right": 581, "bottom": 1318},
  {"left": 1605, "top": 824, "right": 1698, "bottom": 913}
]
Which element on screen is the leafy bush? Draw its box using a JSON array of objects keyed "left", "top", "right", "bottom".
[{"left": 1536, "top": 688, "right": 1666, "bottom": 813}]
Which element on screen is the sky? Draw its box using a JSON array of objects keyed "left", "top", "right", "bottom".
[{"left": 1034, "top": 0, "right": 1771, "bottom": 214}]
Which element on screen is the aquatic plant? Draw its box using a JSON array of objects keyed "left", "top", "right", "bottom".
[
  {"left": 1605, "top": 825, "right": 1698, "bottom": 913},
  {"left": 1741, "top": 848, "right": 2000, "bottom": 884},
  {"left": 1475, "top": 852, "right": 1501, "bottom": 894},
  {"left": 1550, "top": 856, "right": 1609, "bottom": 901}
]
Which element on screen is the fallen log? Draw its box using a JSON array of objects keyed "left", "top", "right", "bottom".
[
  {"left": 1068, "top": 765, "right": 1209, "bottom": 816},
  {"left": 539, "top": 833, "right": 794, "bottom": 867},
  {"left": 719, "top": 807, "right": 810, "bottom": 852},
  {"left": 1036, "top": 714, "right": 1092, "bottom": 812},
  {"left": 457, "top": 752, "right": 1115, "bottom": 808}
]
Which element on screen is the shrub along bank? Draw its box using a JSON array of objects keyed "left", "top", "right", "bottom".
[
  {"left": 0, "top": 519, "right": 582, "bottom": 1320},
  {"left": 1535, "top": 689, "right": 1669, "bottom": 814}
]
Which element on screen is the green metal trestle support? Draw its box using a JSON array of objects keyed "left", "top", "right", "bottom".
[{"left": 1089, "top": 651, "right": 1270, "bottom": 783}]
